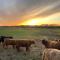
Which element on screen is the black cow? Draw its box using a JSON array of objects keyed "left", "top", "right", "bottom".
[{"left": 0, "top": 36, "right": 13, "bottom": 43}]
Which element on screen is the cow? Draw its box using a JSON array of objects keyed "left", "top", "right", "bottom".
[
  {"left": 15, "top": 40, "right": 35, "bottom": 51},
  {"left": 42, "top": 39, "right": 60, "bottom": 50},
  {"left": 0, "top": 36, "right": 13, "bottom": 44},
  {"left": 42, "top": 49, "right": 60, "bottom": 60},
  {"left": 3, "top": 39, "right": 16, "bottom": 48},
  {"left": 3, "top": 39, "right": 35, "bottom": 52}
]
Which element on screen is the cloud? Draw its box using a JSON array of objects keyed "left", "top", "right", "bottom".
[
  {"left": 0, "top": 0, "right": 60, "bottom": 19},
  {"left": 0, "top": 0, "right": 60, "bottom": 26}
]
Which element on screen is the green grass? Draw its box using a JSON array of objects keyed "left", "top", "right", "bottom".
[
  {"left": 0, "top": 27, "right": 60, "bottom": 60},
  {"left": 0, "top": 27, "right": 60, "bottom": 39}
]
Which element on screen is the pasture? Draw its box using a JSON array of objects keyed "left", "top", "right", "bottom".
[
  {"left": 0, "top": 26, "right": 60, "bottom": 60},
  {"left": 0, "top": 26, "right": 60, "bottom": 39}
]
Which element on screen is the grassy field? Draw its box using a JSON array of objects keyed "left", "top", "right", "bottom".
[
  {"left": 0, "top": 27, "right": 60, "bottom": 39},
  {"left": 0, "top": 26, "right": 60, "bottom": 60}
]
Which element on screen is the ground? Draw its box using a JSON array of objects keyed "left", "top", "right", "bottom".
[{"left": 0, "top": 27, "right": 60, "bottom": 60}]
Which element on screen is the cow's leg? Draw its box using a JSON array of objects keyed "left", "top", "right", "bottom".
[
  {"left": 12, "top": 45, "right": 15, "bottom": 49},
  {"left": 0, "top": 42, "right": 2, "bottom": 45},
  {"left": 3, "top": 43, "right": 6, "bottom": 48},
  {"left": 26, "top": 46, "right": 30, "bottom": 52},
  {"left": 16, "top": 45, "right": 20, "bottom": 52},
  {"left": 3, "top": 43, "right": 8, "bottom": 49}
]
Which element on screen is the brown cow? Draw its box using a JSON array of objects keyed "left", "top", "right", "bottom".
[
  {"left": 3, "top": 39, "right": 35, "bottom": 52},
  {"left": 15, "top": 40, "right": 35, "bottom": 51},
  {"left": 3, "top": 39, "right": 16, "bottom": 48},
  {"left": 42, "top": 39, "right": 60, "bottom": 50}
]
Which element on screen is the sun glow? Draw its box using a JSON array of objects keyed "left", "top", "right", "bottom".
[{"left": 18, "top": 17, "right": 49, "bottom": 26}]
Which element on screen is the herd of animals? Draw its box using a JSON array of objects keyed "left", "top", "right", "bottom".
[
  {"left": 0, "top": 36, "right": 35, "bottom": 52},
  {"left": 0, "top": 35, "right": 60, "bottom": 52},
  {"left": 42, "top": 39, "right": 60, "bottom": 50}
]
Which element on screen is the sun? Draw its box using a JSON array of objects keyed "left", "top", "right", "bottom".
[
  {"left": 18, "top": 18, "right": 45, "bottom": 26},
  {"left": 23, "top": 18, "right": 41, "bottom": 25}
]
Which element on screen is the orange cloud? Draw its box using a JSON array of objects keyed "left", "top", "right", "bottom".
[{"left": 18, "top": 12, "right": 60, "bottom": 26}]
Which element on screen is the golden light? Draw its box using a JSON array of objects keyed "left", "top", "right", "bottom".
[
  {"left": 22, "top": 18, "right": 41, "bottom": 25},
  {"left": 18, "top": 18, "right": 47, "bottom": 26}
]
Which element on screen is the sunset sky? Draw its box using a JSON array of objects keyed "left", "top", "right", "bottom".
[{"left": 0, "top": 0, "right": 60, "bottom": 26}]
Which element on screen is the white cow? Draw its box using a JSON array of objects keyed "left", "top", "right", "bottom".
[{"left": 42, "top": 49, "right": 60, "bottom": 60}]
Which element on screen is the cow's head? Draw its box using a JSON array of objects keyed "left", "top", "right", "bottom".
[
  {"left": 7, "top": 36, "right": 13, "bottom": 39},
  {"left": 42, "top": 39, "right": 48, "bottom": 46},
  {"left": 30, "top": 40, "right": 35, "bottom": 44}
]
